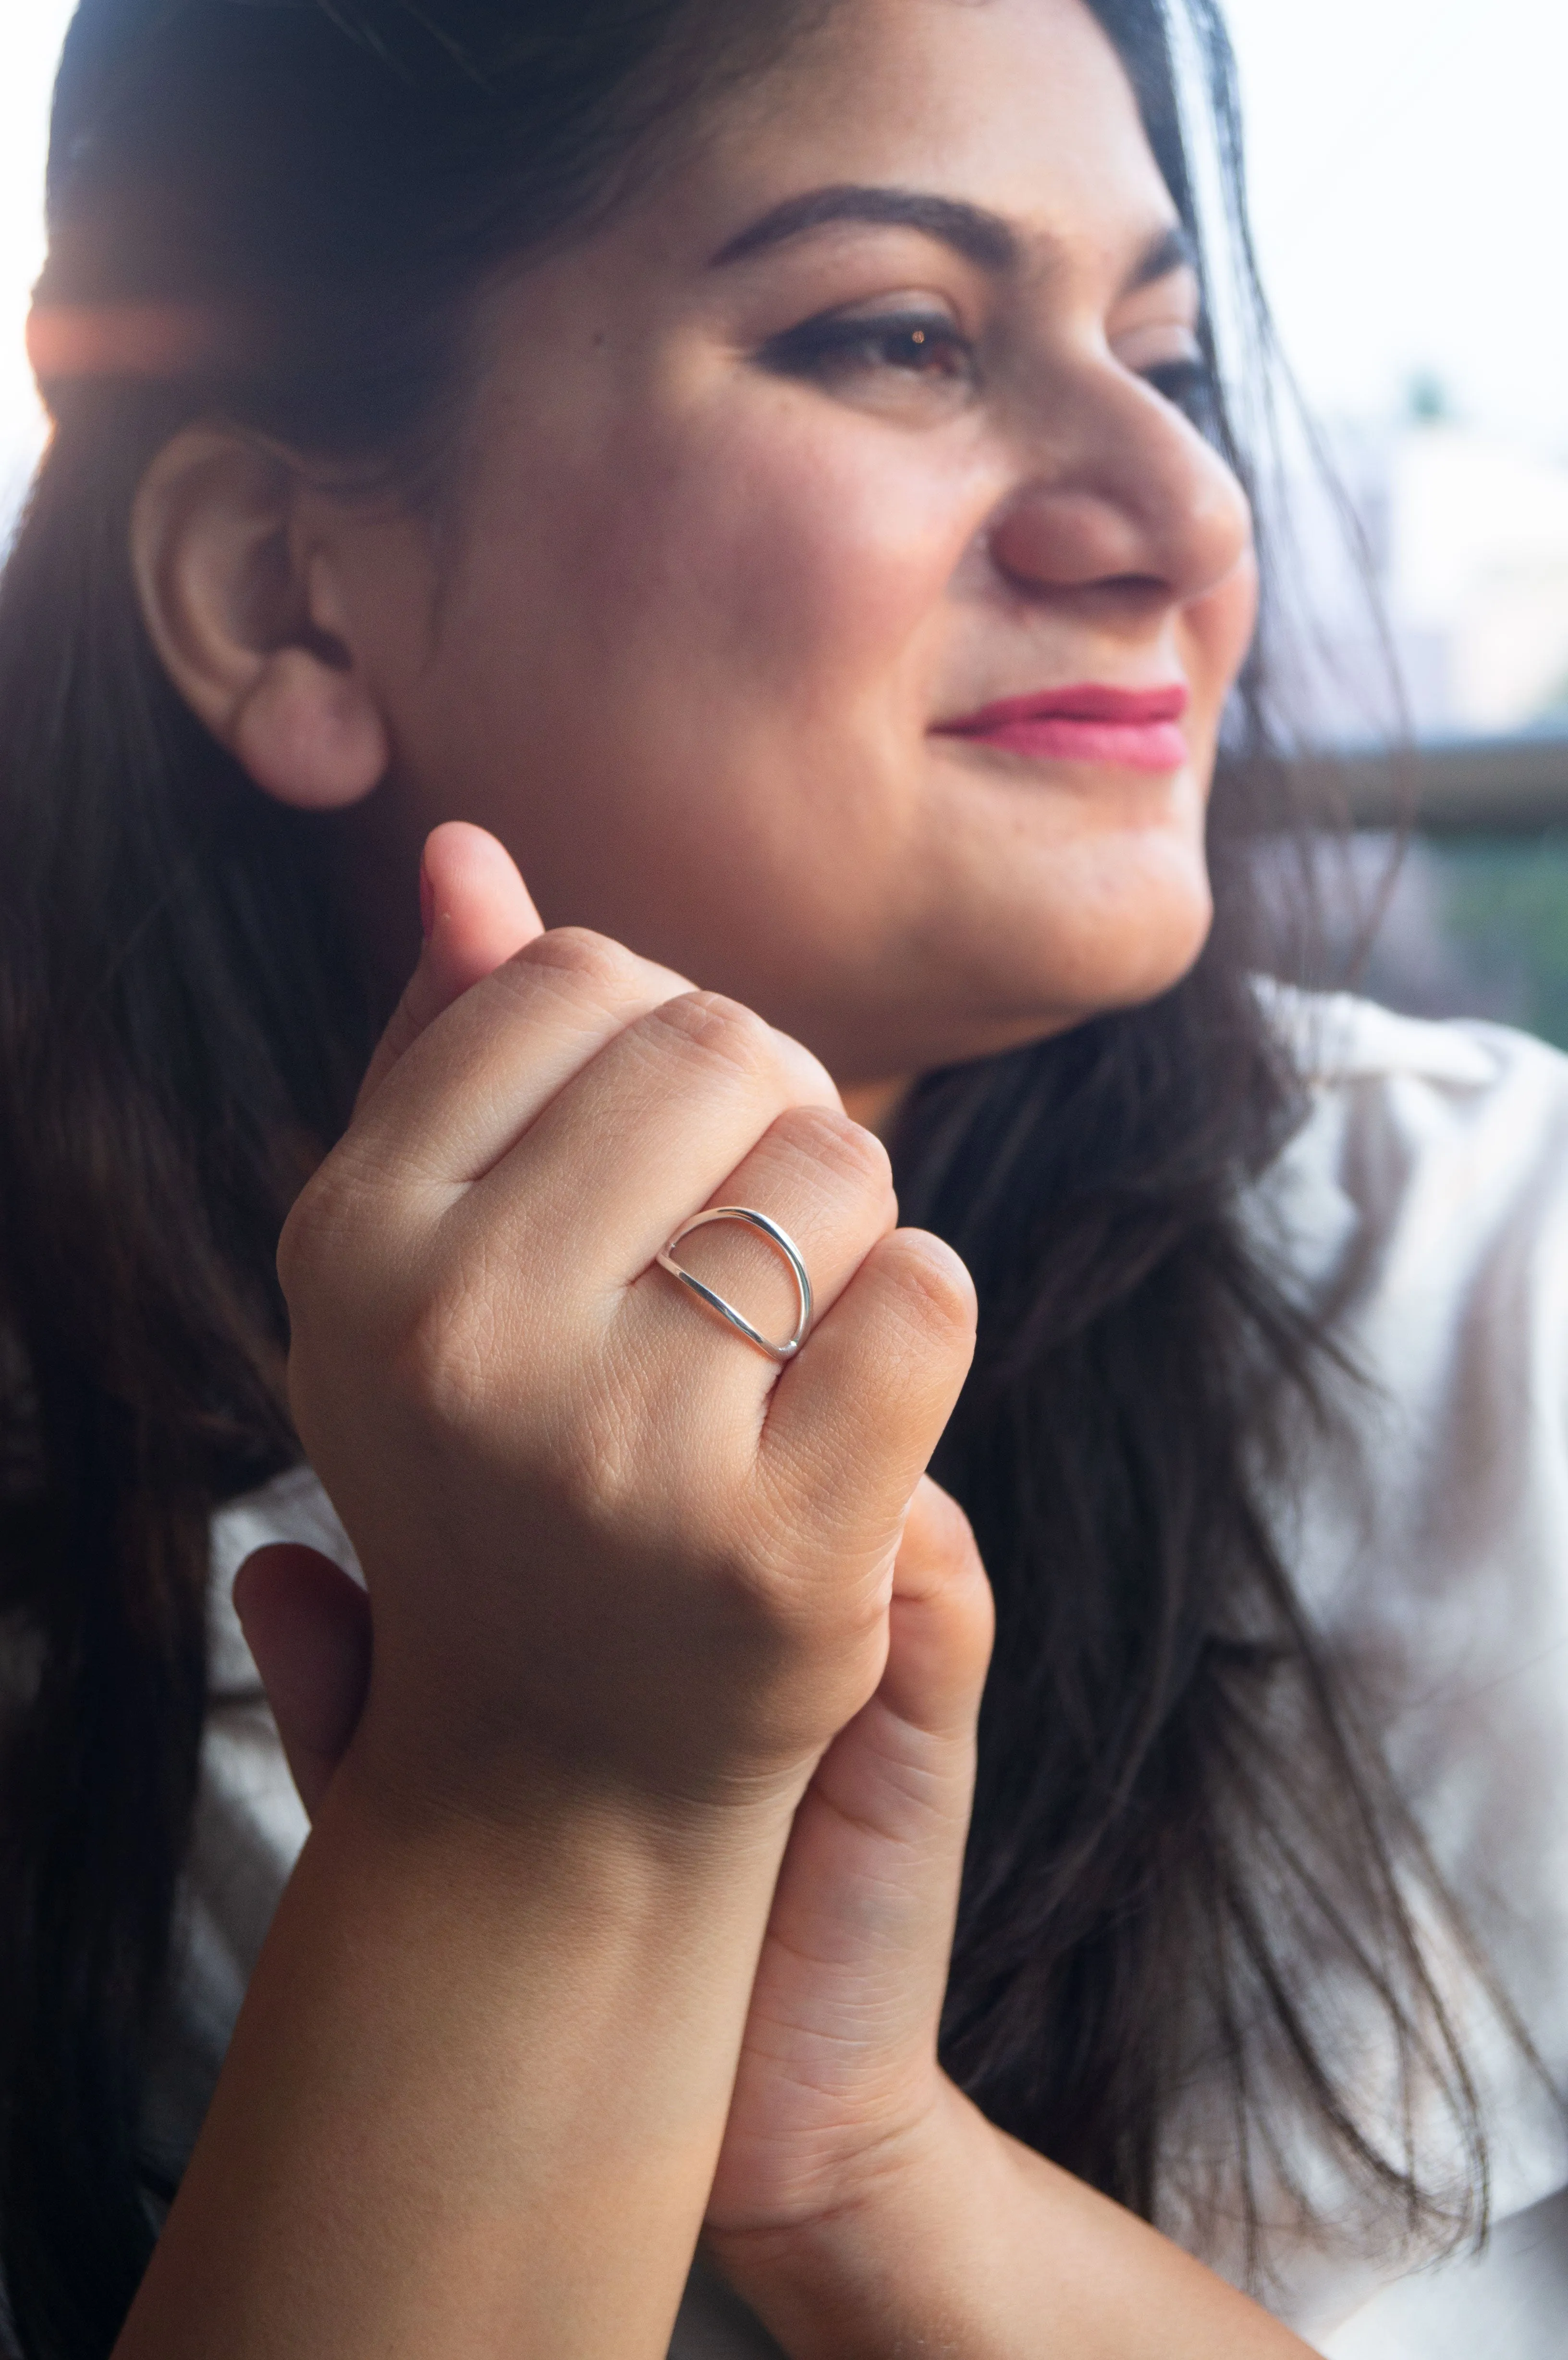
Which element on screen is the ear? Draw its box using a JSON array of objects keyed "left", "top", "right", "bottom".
[{"left": 130, "top": 425, "right": 391, "bottom": 811}]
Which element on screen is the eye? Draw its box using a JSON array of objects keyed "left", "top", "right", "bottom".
[
  {"left": 1142, "top": 354, "right": 1220, "bottom": 433},
  {"left": 757, "top": 307, "right": 978, "bottom": 395}
]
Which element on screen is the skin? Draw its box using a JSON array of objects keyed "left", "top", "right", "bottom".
[
  {"left": 121, "top": 0, "right": 1314, "bottom": 2352},
  {"left": 137, "top": 0, "right": 1255, "bottom": 1086}
]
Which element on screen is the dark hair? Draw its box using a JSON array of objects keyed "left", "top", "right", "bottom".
[{"left": 0, "top": 2, "right": 1489, "bottom": 2351}]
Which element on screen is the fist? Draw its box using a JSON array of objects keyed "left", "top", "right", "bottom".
[{"left": 276, "top": 827, "right": 977, "bottom": 1831}]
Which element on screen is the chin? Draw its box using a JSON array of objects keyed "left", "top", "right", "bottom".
[
  {"left": 742, "top": 846, "right": 1215, "bottom": 1082},
  {"left": 948, "top": 861, "right": 1217, "bottom": 1050},
  {"left": 817, "top": 927, "right": 1213, "bottom": 1086},
  {"left": 1090, "top": 902, "right": 1215, "bottom": 1015}
]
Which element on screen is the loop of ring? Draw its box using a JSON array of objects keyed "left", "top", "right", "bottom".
[{"left": 656, "top": 1206, "right": 814, "bottom": 1364}]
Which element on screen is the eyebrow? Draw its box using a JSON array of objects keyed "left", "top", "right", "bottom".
[
  {"left": 710, "top": 185, "right": 1018, "bottom": 272},
  {"left": 709, "top": 184, "right": 1200, "bottom": 298},
  {"left": 1126, "top": 223, "right": 1198, "bottom": 294}
]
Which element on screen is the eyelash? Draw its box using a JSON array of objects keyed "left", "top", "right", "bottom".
[
  {"left": 759, "top": 309, "right": 1219, "bottom": 424},
  {"left": 1142, "top": 355, "right": 1218, "bottom": 427},
  {"left": 759, "top": 308, "right": 977, "bottom": 387}
]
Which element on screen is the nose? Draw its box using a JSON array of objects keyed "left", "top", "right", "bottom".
[{"left": 985, "top": 369, "right": 1252, "bottom": 616}]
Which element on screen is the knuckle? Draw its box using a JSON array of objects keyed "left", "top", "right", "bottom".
[
  {"left": 506, "top": 925, "right": 647, "bottom": 1004},
  {"left": 645, "top": 990, "right": 776, "bottom": 1083},
  {"left": 276, "top": 1155, "right": 367, "bottom": 1314},
  {"left": 553, "top": 1364, "right": 649, "bottom": 1525},
  {"left": 389, "top": 1277, "right": 507, "bottom": 1437},
  {"left": 881, "top": 1230, "right": 979, "bottom": 1347},
  {"left": 275, "top": 1180, "right": 315, "bottom": 1294},
  {"left": 772, "top": 1102, "right": 894, "bottom": 1205},
  {"left": 721, "top": 1534, "right": 873, "bottom": 1653}
]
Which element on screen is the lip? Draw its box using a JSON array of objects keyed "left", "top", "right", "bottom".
[{"left": 933, "top": 681, "right": 1191, "bottom": 774}]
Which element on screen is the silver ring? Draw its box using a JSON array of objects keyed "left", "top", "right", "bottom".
[{"left": 657, "top": 1206, "right": 814, "bottom": 1364}]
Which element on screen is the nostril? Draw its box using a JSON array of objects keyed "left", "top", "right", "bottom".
[
  {"left": 987, "top": 487, "right": 1165, "bottom": 599},
  {"left": 1101, "top": 571, "right": 1171, "bottom": 599}
]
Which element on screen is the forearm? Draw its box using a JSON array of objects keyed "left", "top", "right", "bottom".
[
  {"left": 116, "top": 1744, "right": 798, "bottom": 2360},
  {"left": 711, "top": 2080, "right": 1320, "bottom": 2360}
]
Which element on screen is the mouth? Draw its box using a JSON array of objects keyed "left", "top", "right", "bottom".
[{"left": 932, "top": 681, "right": 1191, "bottom": 774}]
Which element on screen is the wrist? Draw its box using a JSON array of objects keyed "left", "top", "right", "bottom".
[
  {"left": 125, "top": 1694, "right": 805, "bottom": 2360},
  {"left": 708, "top": 2084, "right": 1314, "bottom": 2360},
  {"left": 337, "top": 1676, "right": 811, "bottom": 1879},
  {"left": 706, "top": 2076, "right": 1003, "bottom": 2359}
]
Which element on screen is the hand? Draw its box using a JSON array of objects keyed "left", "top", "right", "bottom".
[
  {"left": 266, "top": 824, "right": 977, "bottom": 1844},
  {"left": 239, "top": 1451, "right": 997, "bottom": 2338},
  {"left": 239, "top": 841, "right": 1313, "bottom": 2357},
  {"left": 238, "top": 1474, "right": 993, "bottom": 2219},
  {"left": 702, "top": 1473, "right": 992, "bottom": 2251},
  {"left": 238, "top": 1469, "right": 996, "bottom": 2353},
  {"left": 239, "top": 824, "right": 990, "bottom": 2214}
]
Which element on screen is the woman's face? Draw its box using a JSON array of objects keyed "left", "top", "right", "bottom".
[{"left": 349, "top": 0, "right": 1257, "bottom": 1086}]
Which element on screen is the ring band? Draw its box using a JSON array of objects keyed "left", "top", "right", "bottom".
[{"left": 657, "top": 1206, "right": 814, "bottom": 1363}]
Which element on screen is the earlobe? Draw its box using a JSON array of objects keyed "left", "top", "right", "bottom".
[
  {"left": 130, "top": 425, "right": 391, "bottom": 811},
  {"left": 231, "top": 644, "right": 390, "bottom": 811}
]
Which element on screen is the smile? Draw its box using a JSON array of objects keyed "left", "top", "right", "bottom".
[{"left": 933, "top": 682, "right": 1191, "bottom": 774}]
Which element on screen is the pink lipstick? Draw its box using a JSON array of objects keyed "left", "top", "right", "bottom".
[{"left": 934, "top": 681, "right": 1190, "bottom": 773}]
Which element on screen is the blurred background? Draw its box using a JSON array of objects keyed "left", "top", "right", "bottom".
[{"left": 5, "top": 0, "right": 1568, "bottom": 1037}]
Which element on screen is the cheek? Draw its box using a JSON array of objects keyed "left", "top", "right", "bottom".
[
  {"left": 411, "top": 393, "right": 985, "bottom": 970},
  {"left": 540, "top": 399, "right": 977, "bottom": 735}
]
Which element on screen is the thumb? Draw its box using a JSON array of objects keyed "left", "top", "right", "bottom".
[
  {"left": 356, "top": 821, "right": 543, "bottom": 1111},
  {"left": 882, "top": 1475, "right": 995, "bottom": 1737},
  {"left": 233, "top": 1544, "right": 373, "bottom": 1820}
]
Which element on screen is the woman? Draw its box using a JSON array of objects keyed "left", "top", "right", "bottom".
[{"left": 0, "top": 0, "right": 1563, "bottom": 2351}]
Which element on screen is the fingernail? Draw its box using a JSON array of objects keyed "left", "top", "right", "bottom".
[{"left": 419, "top": 859, "right": 435, "bottom": 943}]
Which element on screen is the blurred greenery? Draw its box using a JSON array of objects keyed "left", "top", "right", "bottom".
[{"left": 1432, "top": 832, "right": 1568, "bottom": 1050}]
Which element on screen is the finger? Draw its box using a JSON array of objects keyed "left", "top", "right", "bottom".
[
  {"left": 233, "top": 1544, "right": 372, "bottom": 1820},
  {"left": 783, "top": 1485, "right": 989, "bottom": 1943},
  {"left": 892, "top": 1476, "right": 982, "bottom": 1606},
  {"left": 356, "top": 823, "right": 544, "bottom": 1113},
  {"left": 462, "top": 989, "right": 840, "bottom": 1289},
  {"left": 761, "top": 1229, "right": 979, "bottom": 1580},
  {"left": 882, "top": 1477, "right": 995, "bottom": 1738},
  {"left": 617, "top": 1103, "right": 895, "bottom": 1396},
  {"left": 718, "top": 1481, "right": 989, "bottom": 2134},
  {"left": 343, "top": 927, "right": 702, "bottom": 1192}
]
